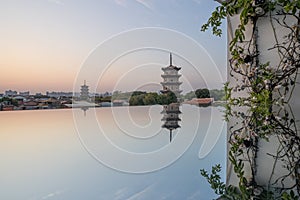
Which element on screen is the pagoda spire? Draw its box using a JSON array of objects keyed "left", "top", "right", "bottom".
[
  {"left": 170, "top": 53, "right": 172, "bottom": 66},
  {"left": 84, "top": 80, "right": 86, "bottom": 85}
]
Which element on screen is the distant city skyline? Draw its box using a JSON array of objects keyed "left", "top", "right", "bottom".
[{"left": 0, "top": 1, "right": 226, "bottom": 94}]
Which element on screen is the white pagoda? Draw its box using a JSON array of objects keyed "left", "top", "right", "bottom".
[
  {"left": 80, "top": 80, "right": 89, "bottom": 101},
  {"left": 161, "top": 53, "right": 182, "bottom": 97}
]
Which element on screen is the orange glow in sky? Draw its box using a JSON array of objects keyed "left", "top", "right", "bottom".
[{"left": 0, "top": 0, "right": 226, "bottom": 94}]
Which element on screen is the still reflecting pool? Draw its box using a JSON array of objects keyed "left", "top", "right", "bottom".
[{"left": 0, "top": 105, "right": 226, "bottom": 199}]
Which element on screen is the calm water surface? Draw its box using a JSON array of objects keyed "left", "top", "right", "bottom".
[{"left": 0, "top": 105, "right": 226, "bottom": 200}]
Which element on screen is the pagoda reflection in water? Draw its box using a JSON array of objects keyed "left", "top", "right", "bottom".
[
  {"left": 81, "top": 107, "right": 89, "bottom": 116},
  {"left": 161, "top": 103, "right": 181, "bottom": 142}
]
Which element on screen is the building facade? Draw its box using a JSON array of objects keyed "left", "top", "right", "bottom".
[
  {"left": 19, "top": 91, "right": 30, "bottom": 96},
  {"left": 46, "top": 91, "right": 73, "bottom": 98},
  {"left": 5, "top": 90, "right": 17, "bottom": 96}
]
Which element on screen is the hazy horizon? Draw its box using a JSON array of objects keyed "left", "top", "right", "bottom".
[{"left": 0, "top": 0, "right": 226, "bottom": 94}]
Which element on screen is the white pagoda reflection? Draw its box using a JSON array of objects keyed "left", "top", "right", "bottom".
[{"left": 161, "top": 103, "right": 181, "bottom": 142}]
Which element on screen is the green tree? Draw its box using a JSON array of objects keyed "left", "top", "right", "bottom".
[
  {"left": 11, "top": 99, "right": 18, "bottom": 106},
  {"left": 132, "top": 91, "right": 146, "bottom": 97},
  {"left": 143, "top": 93, "right": 158, "bottom": 105},
  {"left": 166, "top": 91, "right": 177, "bottom": 103},
  {"left": 195, "top": 88, "right": 210, "bottom": 98},
  {"left": 111, "top": 91, "right": 121, "bottom": 101},
  {"left": 184, "top": 91, "right": 196, "bottom": 100},
  {"left": 0, "top": 97, "right": 18, "bottom": 106},
  {"left": 128, "top": 91, "right": 178, "bottom": 106},
  {"left": 209, "top": 89, "right": 225, "bottom": 101},
  {"left": 158, "top": 91, "right": 177, "bottom": 105},
  {"left": 95, "top": 96, "right": 112, "bottom": 103},
  {"left": 129, "top": 94, "right": 145, "bottom": 106}
]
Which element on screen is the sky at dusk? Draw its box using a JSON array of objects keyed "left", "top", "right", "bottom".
[{"left": 0, "top": 0, "right": 226, "bottom": 94}]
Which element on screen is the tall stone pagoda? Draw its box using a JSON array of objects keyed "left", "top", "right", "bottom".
[
  {"left": 80, "top": 80, "right": 89, "bottom": 101},
  {"left": 161, "top": 53, "right": 182, "bottom": 98},
  {"left": 161, "top": 103, "right": 181, "bottom": 142}
]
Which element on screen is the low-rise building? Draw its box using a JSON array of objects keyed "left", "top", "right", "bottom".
[
  {"left": 5, "top": 90, "right": 17, "bottom": 96},
  {"left": 35, "top": 93, "right": 43, "bottom": 97},
  {"left": 19, "top": 91, "right": 30, "bottom": 96},
  {"left": 13, "top": 96, "right": 26, "bottom": 106},
  {"left": 112, "top": 100, "right": 128, "bottom": 106},
  {"left": 46, "top": 91, "right": 73, "bottom": 98},
  {"left": 2, "top": 105, "right": 14, "bottom": 111},
  {"left": 23, "top": 101, "right": 38, "bottom": 110},
  {"left": 184, "top": 98, "right": 214, "bottom": 107}
]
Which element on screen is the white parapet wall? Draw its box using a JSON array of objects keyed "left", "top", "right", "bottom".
[{"left": 226, "top": 6, "right": 300, "bottom": 192}]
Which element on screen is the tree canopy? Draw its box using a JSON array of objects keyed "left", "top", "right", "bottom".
[
  {"left": 195, "top": 88, "right": 210, "bottom": 98},
  {"left": 129, "top": 91, "right": 177, "bottom": 106}
]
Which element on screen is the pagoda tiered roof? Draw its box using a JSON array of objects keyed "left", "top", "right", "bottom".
[
  {"left": 161, "top": 81, "right": 182, "bottom": 85},
  {"left": 162, "top": 65, "right": 181, "bottom": 71},
  {"left": 160, "top": 109, "right": 182, "bottom": 114},
  {"left": 161, "top": 53, "right": 181, "bottom": 71},
  {"left": 161, "top": 116, "right": 181, "bottom": 121},
  {"left": 160, "top": 89, "right": 182, "bottom": 94},
  {"left": 161, "top": 74, "right": 181, "bottom": 78},
  {"left": 162, "top": 124, "right": 181, "bottom": 129}
]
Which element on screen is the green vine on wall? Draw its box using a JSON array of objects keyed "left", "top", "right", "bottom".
[{"left": 201, "top": 0, "right": 300, "bottom": 199}]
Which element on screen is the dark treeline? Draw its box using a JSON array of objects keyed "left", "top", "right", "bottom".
[
  {"left": 94, "top": 96, "right": 112, "bottom": 103},
  {"left": 0, "top": 97, "right": 18, "bottom": 106},
  {"left": 184, "top": 88, "right": 225, "bottom": 101},
  {"left": 129, "top": 91, "right": 177, "bottom": 106},
  {"left": 94, "top": 88, "right": 225, "bottom": 105}
]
